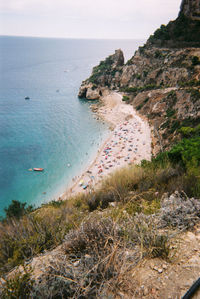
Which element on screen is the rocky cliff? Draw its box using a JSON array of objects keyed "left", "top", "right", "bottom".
[
  {"left": 78, "top": 1, "right": 200, "bottom": 154},
  {"left": 147, "top": 0, "right": 200, "bottom": 48},
  {"left": 180, "top": 0, "right": 200, "bottom": 20}
]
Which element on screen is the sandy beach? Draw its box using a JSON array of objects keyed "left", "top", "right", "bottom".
[{"left": 59, "top": 92, "right": 152, "bottom": 200}]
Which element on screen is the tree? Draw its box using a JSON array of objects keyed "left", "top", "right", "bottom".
[{"left": 4, "top": 200, "right": 33, "bottom": 219}]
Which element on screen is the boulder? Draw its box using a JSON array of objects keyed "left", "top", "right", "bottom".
[{"left": 86, "top": 88, "right": 100, "bottom": 100}]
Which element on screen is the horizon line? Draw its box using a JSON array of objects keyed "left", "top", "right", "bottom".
[{"left": 0, "top": 34, "right": 147, "bottom": 41}]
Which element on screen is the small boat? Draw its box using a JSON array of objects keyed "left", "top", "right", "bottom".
[
  {"left": 25, "top": 96, "right": 30, "bottom": 100},
  {"left": 33, "top": 168, "right": 44, "bottom": 172}
]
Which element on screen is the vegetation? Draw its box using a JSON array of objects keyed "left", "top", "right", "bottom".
[
  {"left": 122, "top": 95, "right": 130, "bottom": 102},
  {"left": 192, "top": 56, "right": 200, "bottom": 66},
  {"left": 178, "top": 79, "right": 200, "bottom": 87},
  {"left": 1, "top": 268, "right": 33, "bottom": 299},
  {"left": 0, "top": 196, "right": 88, "bottom": 274},
  {"left": 4, "top": 200, "right": 33, "bottom": 219},
  {"left": 148, "top": 14, "right": 200, "bottom": 48},
  {"left": 136, "top": 104, "right": 143, "bottom": 111},
  {"left": 89, "top": 55, "right": 118, "bottom": 84},
  {"left": 166, "top": 108, "right": 176, "bottom": 118},
  {"left": 0, "top": 100, "right": 200, "bottom": 298},
  {"left": 121, "top": 84, "right": 160, "bottom": 94}
]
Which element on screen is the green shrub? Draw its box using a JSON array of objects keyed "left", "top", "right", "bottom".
[
  {"left": 166, "top": 108, "right": 176, "bottom": 118},
  {"left": 0, "top": 200, "right": 86, "bottom": 274},
  {"left": 179, "top": 80, "right": 200, "bottom": 87},
  {"left": 168, "top": 137, "right": 200, "bottom": 169},
  {"left": 144, "top": 97, "right": 149, "bottom": 103},
  {"left": 136, "top": 104, "right": 143, "bottom": 110},
  {"left": 192, "top": 56, "right": 200, "bottom": 66},
  {"left": 169, "top": 120, "right": 180, "bottom": 133},
  {"left": 179, "top": 126, "right": 195, "bottom": 137},
  {"left": 1, "top": 268, "right": 34, "bottom": 299},
  {"left": 4, "top": 200, "right": 33, "bottom": 220},
  {"left": 122, "top": 95, "right": 130, "bottom": 102},
  {"left": 121, "top": 84, "right": 160, "bottom": 94}
]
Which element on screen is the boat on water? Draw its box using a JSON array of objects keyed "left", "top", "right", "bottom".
[
  {"left": 25, "top": 96, "right": 30, "bottom": 100},
  {"left": 33, "top": 168, "right": 44, "bottom": 172}
]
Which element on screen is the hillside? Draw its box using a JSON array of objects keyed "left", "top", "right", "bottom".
[
  {"left": 78, "top": 4, "right": 200, "bottom": 154},
  {"left": 1, "top": 1, "right": 200, "bottom": 298},
  {"left": 147, "top": 0, "right": 200, "bottom": 48}
]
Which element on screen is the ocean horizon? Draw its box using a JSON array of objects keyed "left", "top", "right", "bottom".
[{"left": 0, "top": 36, "right": 144, "bottom": 216}]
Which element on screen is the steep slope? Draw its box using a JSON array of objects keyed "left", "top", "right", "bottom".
[
  {"left": 78, "top": 2, "right": 200, "bottom": 154},
  {"left": 147, "top": 0, "right": 200, "bottom": 48}
]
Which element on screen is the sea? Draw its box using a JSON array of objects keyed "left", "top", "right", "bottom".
[{"left": 0, "top": 36, "right": 144, "bottom": 216}]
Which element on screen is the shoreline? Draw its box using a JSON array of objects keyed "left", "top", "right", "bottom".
[{"left": 58, "top": 91, "right": 152, "bottom": 200}]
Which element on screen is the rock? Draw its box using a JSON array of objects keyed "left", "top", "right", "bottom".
[
  {"left": 78, "top": 84, "right": 88, "bottom": 98},
  {"left": 84, "top": 254, "right": 92, "bottom": 260},
  {"left": 73, "top": 260, "right": 80, "bottom": 267},
  {"left": 109, "top": 202, "right": 117, "bottom": 207},
  {"left": 180, "top": 0, "right": 200, "bottom": 21},
  {"left": 86, "top": 88, "right": 100, "bottom": 100},
  {"left": 153, "top": 266, "right": 158, "bottom": 271},
  {"left": 112, "top": 49, "right": 124, "bottom": 67}
]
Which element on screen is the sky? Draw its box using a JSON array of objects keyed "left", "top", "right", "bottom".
[{"left": 0, "top": 0, "right": 181, "bottom": 39}]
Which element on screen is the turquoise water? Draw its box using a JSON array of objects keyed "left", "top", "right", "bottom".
[{"left": 0, "top": 36, "right": 144, "bottom": 216}]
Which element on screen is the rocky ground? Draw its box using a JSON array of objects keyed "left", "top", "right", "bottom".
[{"left": 1, "top": 191, "right": 200, "bottom": 298}]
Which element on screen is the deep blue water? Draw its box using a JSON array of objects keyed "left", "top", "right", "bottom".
[{"left": 0, "top": 36, "right": 144, "bottom": 216}]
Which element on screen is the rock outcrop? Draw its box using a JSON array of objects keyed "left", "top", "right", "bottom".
[
  {"left": 180, "top": 0, "right": 200, "bottom": 20},
  {"left": 78, "top": 49, "right": 124, "bottom": 100},
  {"left": 78, "top": 83, "right": 101, "bottom": 99},
  {"left": 147, "top": 0, "right": 200, "bottom": 48}
]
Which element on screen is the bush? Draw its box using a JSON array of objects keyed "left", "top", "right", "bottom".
[
  {"left": 144, "top": 97, "right": 149, "bottom": 103},
  {"left": 1, "top": 268, "right": 34, "bottom": 299},
  {"left": 192, "top": 56, "right": 200, "bottom": 66},
  {"left": 168, "top": 137, "right": 200, "bottom": 169},
  {"left": 122, "top": 95, "right": 130, "bottom": 102},
  {"left": 0, "top": 200, "right": 86, "bottom": 274},
  {"left": 136, "top": 104, "right": 143, "bottom": 111},
  {"left": 166, "top": 108, "right": 176, "bottom": 118},
  {"left": 4, "top": 200, "right": 33, "bottom": 220},
  {"left": 179, "top": 126, "right": 195, "bottom": 137}
]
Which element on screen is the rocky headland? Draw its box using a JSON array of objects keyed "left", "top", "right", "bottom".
[{"left": 79, "top": 3, "right": 200, "bottom": 154}]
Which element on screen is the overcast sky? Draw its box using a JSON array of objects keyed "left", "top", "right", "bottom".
[{"left": 0, "top": 0, "right": 181, "bottom": 39}]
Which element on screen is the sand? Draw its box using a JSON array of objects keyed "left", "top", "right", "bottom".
[{"left": 59, "top": 92, "right": 152, "bottom": 200}]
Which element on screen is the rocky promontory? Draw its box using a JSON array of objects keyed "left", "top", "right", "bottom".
[{"left": 78, "top": 49, "right": 124, "bottom": 99}]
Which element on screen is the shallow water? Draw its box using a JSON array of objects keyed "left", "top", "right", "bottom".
[{"left": 0, "top": 36, "right": 144, "bottom": 216}]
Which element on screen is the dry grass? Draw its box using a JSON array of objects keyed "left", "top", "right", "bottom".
[{"left": 0, "top": 196, "right": 89, "bottom": 275}]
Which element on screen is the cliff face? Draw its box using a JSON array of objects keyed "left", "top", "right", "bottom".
[
  {"left": 78, "top": 1, "right": 200, "bottom": 153},
  {"left": 147, "top": 0, "right": 200, "bottom": 48},
  {"left": 78, "top": 49, "right": 124, "bottom": 99},
  {"left": 180, "top": 0, "right": 200, "bottom": 20}
]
